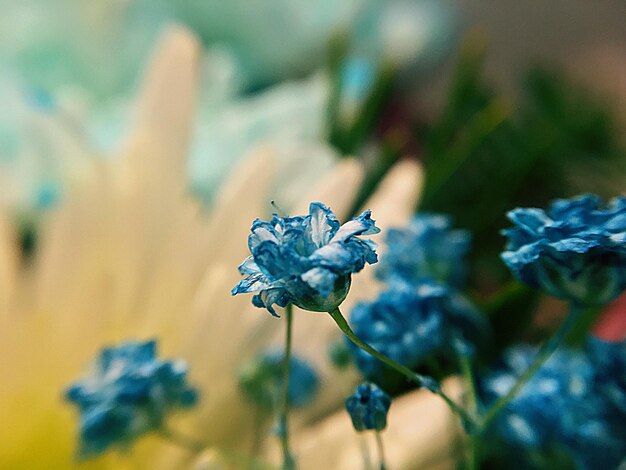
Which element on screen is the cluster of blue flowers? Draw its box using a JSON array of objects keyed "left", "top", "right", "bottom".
[
  {"left": 232, "top": 202, "right": 380, "bottom": 316},
  {"left": 502, "top": 194, "right": 626, "bottom": 305},
  {"left": 65, "top": 340, "right": 197, "bottom": 457},
  {"left": 345, "top": 382, "right": 392, "bottom": 432},
  {"left": 479, "top": 339, "right": 626, "bottom": 469},
  {"left": 238, "top": 350, "right": 320, "bottom": 410},
  {"left": 348, "top": 282, "right": 486, "bottom": 379},
  {"left": 347, "top": 214, "right": 486, "bottom": 379},
  {"left": 376, "top": 214, "right": 471, "bottom": 287},
  {"left": 62, "top": 194, "right": 626, "bottom": 465}
]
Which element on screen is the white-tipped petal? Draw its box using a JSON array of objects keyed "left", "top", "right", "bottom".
[{"left": 121, "top": 26, "right": 201, "bottom": 190}]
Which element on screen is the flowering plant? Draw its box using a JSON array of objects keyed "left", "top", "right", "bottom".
[
  {"left": 1, "top": 5, "right": 625, "bottom": 470},
  {"left": 65, "top": 340, "right": 198, "bottom": 457},
  {"left": 232, "top": 202, "right": 380, "bottom": 315},
  {"left": 502, "top": 194, "right": 626, "bottom": 305}
]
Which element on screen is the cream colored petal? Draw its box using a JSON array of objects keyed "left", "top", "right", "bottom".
[
  {"left": 0, "top": 214, "right": 17, "bottom": 320},
  {"left": 291, "top": 157, "right": 364, "bottom": 218},
  {"left": 360, "top": 158, "right": 424, "bottom": 238},
  {"left": 204, "top": 145, "right": 279, "bottom": 265},
  {"left": 347, "top": 158, "right": 424, "bottom": 308},
  {"left": 119, "top": 25, "right": 200, "bottom": 192},
  {"left": 293, "top": 378, "right": 464, "bottom": 470}
]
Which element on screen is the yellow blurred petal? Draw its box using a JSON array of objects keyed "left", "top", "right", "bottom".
[
  {"left": 120, "top": 25, "right": 200, "bottom": 192},
  {"left": 294, "top": 378, "right": 464, "bottom": 470},
  {"left": 0, "top": 215, "right": 17, "bottom": 320},
  {"left": 346, "top": 158, "right": 424, "bottom": 308},
  {"left": 360, "top": 158, "right": 423, "bottom": 238},
  {"left": 291, "top": 157, "right": 364, "bottom": 217}
]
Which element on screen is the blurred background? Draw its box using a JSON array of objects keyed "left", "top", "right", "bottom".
[
  {"left": 1, "top": 0, "right": 625, "bottom": 215},
  {"left": 1, "top": 1, "right": 625, "bottom": 468}
]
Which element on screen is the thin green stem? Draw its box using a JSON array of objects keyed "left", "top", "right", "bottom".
[
  {"left": 459, "top": 355, "right": 479, "bottom": 470},
  {"left": 280, "top": 304, "right": 295, "bottom": 470},
  {"left": 158, "top": 426, "right": 206, "bottom": 454},
  {"left": 421, "top": 98, "right": 509, "bottom": 207},
  {"left": 375, "top": 431, "right": 387, "bottom": 470},
  {"left": 466, "top": 435, "right": 479, "bottom": 470},
  {"left": 359, "top": 434, "right": 372, "bottom": 470},
  {"left": 328, "top": 307, "right": 473, "bottom": 426},
  {"left": 249, "top": 408, "right": 267, "bottom": 467},
  {"left": 479, "top": 303, "right": 585, "bottom": 432}
]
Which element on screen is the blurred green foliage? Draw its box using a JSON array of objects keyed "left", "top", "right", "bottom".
[
  {"left": 419, "top": 40, "right": 626, "bottom": 284},
  {"left": 325, "top": 37, "right": 625, "bottom": 360},
  {"left": 416, "top": 40, "right": 625, "bottom": 352}
]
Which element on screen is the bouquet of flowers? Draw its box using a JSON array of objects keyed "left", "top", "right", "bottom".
[{"left": 1, "top": 2, "right": 624, "bottom": 469}]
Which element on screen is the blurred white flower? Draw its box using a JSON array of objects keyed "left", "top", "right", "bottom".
[
  {"left": 0, "top": 0, "right": 458, "bottom": 216},
  {"left": 0, "top": 76, "right": 96, "bottom": 214},
  {"left": 0, "top": 26, "right": 462, "bottom": 470}
]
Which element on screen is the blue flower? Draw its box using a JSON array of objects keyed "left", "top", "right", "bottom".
[
  {"left": 587, "top": 337, "right": 626, "bottom": 413},
  {"left": 232, "top": 202, "right": 380, "bottom": 316},
  {"left": 376, "top": 213, "right": 471, "bottom": 288},
  {"left": 501, "top": 194, "right": 626, "bottom": 305},
  {"left": 328, "top": 340, "right": 352, "bottom": 370},
  {"left": 479, "top": 343, "right": 626, "bottom": 469},
  {"left": 347, "top": 282, "right": 487, "bottom": 379},
  {"left": 65, "top": 340, "right": 197, "bottom": 457},
  {"left": 238, "top": 350, "right": 320, "bottom": 410},
  {"left": 345, "top": 382, "right": 391, "bottom": 432}
]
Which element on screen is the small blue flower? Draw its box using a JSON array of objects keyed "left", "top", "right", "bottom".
[
  {"left": 232, "top": 202, "right": 380, "bottom": 316},
  {"left": 479, "top": 343, "right": 626, "bottom": 469},
  {"left": 376, "top": 213, "right": 471, "bottom": 288},
  {"left": 338, "top": 57, "right": 376, "bottom": 124},
  {"left": 345, "top": 382, "right": 391, "bottom": 432},
  {"left": 65, "top": 340, "right": 197, "bottom": 457},
  {"left": 501, "top": 194, "right": 626, "bottom": 305},
  {"left": 347, "top": 282, "right": 487, "bottom": 379},
  {"left": 238, "top": 350, "right": 320, "bottom": 410},
  {"left": 328, "top": 340, "right": 352, "bottom": 370},
  {"left": 587, "top": 337, "right": 626, "bottom": 413},
  {"left": 340, "top": 58, "right": 375, "bottom": 105}
]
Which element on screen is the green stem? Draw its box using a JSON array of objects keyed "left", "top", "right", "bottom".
[
  {"left": 158, "top": 426, "right": 206, "bottom": 454},
  {"left": 420, "top": 98, "right": 508, "bottom": 208},
  {"left": 466, "top": 435, "right": 479, "bottom": 470},
  {"left": 375, "top": 431, "right": 387, "bottom": 470},
  {"left": 359, "top": 434, "right": 372, "bottom": 470},
  {"left": 249, "top": 408, "right": 267, "bottom": 467},
  {"left": 280, "top": 304, "right": 295, "bottom": 470},
  {"left": 479, "top": 303, "right": 585, "bottom": 432},
  {"left": 328, "top": 307, "right": 473, "bottom": 426},
  {"left": 459, "top": 355, "right": 479, "bottom": 470}
]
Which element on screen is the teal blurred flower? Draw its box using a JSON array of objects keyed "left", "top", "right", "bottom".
[
  {"left": 376, "top": 213, "right": 471, "bottom": 287},
  {"left": 232, "top": 202, "right": 380, "bottom": 315},
  {"left": 348, "top": 282, "right": 485, "bottom": 379},
  {"left": 238, "top": 350, "right": 320, "bottom": 410},
  {"left": 345, "top": 382, "right": 391, "bottom": 432},
  {"left": 479, "top": 341, "right": 626, "bottom": 469},
  {"left": 65, "top": 340, "right": 197, "bottom": 457},
  {"left": 502, "top": 194, "right": 626, "bottom": 305},
  {"left": 351, "top": 0, "right": 457, "bottom": 71},
  {"left": 587, "top": 337, "right": 626, "bottom": 413}
]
